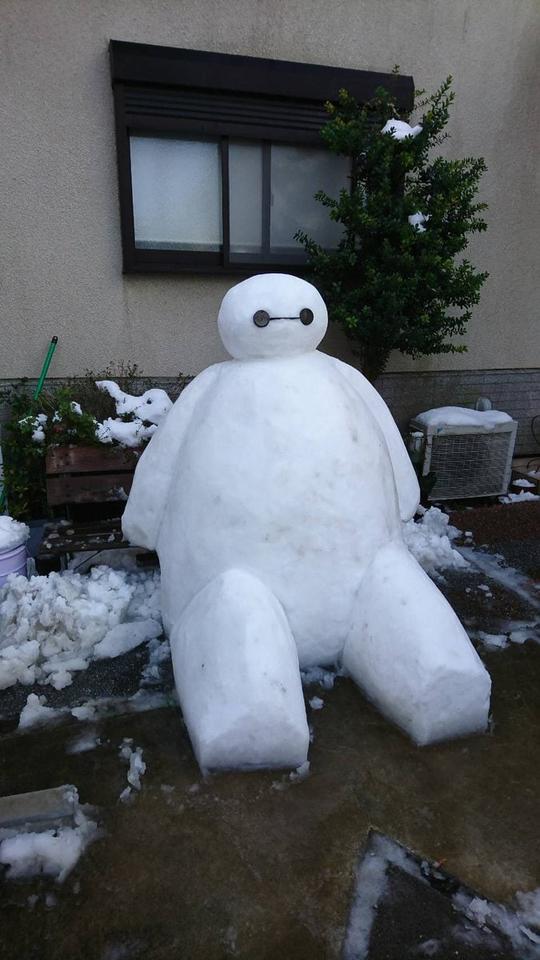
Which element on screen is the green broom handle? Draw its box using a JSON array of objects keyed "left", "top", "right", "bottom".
[{"left": 33, "top": 336, "right": 58, "bottom": 400}]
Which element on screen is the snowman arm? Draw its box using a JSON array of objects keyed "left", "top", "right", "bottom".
[
  {"left": 331, "top": 358, "right": 420, "bottom": 521},
  {"left": 122, "top": 366, "right": 219, "bottom": 549}
]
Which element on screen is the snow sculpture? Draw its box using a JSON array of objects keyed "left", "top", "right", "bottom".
[
  {"left": 96, "top": 381, "right": 173, "bottom": 448},
  {"left": 123, "top": 274, "right": 491, "bottom": 770}
]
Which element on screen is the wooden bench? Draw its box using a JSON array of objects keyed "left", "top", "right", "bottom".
[{"left": 36, "top": 445, "right": 155, "bottom": 570}]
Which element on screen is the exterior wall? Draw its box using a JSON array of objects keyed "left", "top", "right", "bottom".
[{"left": 1, "top": 0, "right": 539, "bottom": 383}]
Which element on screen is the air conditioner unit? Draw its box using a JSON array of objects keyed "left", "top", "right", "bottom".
[{"left": 408, "top": 410, "right": 518, "bottom": 501}]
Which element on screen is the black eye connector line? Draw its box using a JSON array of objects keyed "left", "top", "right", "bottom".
[{"left": 253, "top": 308, "right": 314, "bottom": 328}]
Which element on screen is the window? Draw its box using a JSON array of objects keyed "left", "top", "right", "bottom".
[{"left": 110, "top": 41, "right": 413, "bottom": 274}]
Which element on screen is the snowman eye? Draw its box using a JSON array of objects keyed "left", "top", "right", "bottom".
[
  {"left": 299, "top": 308, "right": 314, "bottom": 325},
  {"left": 253, "top": 310, "right": 270, "bottom": 328}
]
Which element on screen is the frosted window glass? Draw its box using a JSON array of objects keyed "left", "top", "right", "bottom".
[
  {"left": 130, "top": 137, "right": 222, "bottom": 250},
  {"left": 270, "top": 145, "right": 349, "bottom": 253},
  {"left": 229, "top": 141, "right": 263, "bottom": 254}
]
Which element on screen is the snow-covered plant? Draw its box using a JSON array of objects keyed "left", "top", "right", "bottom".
[{"left": 296, "top": 76, "right": 488, "bottom": 381}]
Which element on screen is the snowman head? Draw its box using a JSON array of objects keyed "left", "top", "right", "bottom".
[{"left": 218, "top": 274, "right": 328, "bottom": 360}]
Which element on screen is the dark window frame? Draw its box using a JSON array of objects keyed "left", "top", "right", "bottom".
[{"left": 110, "top": 41, "right": 414, "bottom": 275}]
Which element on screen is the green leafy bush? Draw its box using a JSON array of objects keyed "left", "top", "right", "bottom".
[
  {"left": 0, "top": 364, "right": 185, "bottom": 520},
  {"left": 296, "top": 76, "right": 488, "bottom": 381}
]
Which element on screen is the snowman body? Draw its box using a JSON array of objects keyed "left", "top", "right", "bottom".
[
  {"left": 123, "top": 274, "right": 491, "bottom": 771},
  {"left": 158, "top": 350, "right": 400, "bottom": 666}
]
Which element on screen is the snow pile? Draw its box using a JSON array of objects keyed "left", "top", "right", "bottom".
[
  {"left": 414, "top": 406, "right": 512, "bottom": 429},
  {"left": 0, "top": 787, "right": 98, "bottom": 883},
  {"left": 403, "top": 507, "right": 468, "bottom": 576},
  {"left": 118, "top": 739, "right": 146, "bottom": 803},
  {"left": 0, "top": 515, "right": 30, "bottom": 551},
  {"left": 0, "top": 566, "right": 162, "bottom": 690}
]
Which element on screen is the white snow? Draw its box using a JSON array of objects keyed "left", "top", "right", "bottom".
[
  {"left": 309, "top": 696, "right": 324, "bottom": 710},
  {"left": 70, "top": 401, "right": 82, "bottom": 415},
  {"left": 408, "top": 211, "right": 428, "bottom": 232},
  {"left": 93, "top": 619, "right": 162, "bottom": 659},
  {"left": 500, "top": 490, "right": 539, "bottom": 503},
  {"left": 476, "top": 624, "right": 538, "bottom": 651},
  {"left": 414, "top": 406, "right": 512, "bottom": 429},
  {"left": 118, "top": 739, "right": 146, "bottom": 802},
  {"left": 97, "top": 417, "right": 156, "bottom": 448},
  {"left": 512, "top": 478, "right": 536, "bottom": 489},
  {"left": 94, "top": 382, "right": 172, "bottom": 449},
  {"left": 0, "top": 566, "right": 162, "bottom": 691},
  {"left": 0, "top": 515, "right": 30, "bottom": 551},
  {"left": 96, "top": 382, "right": 172, "bottom": 424},
  {"left": 403, "top": 507, "right": 469, "bottom": 576},
  {"left": 381, "top": 118, "right": 423, "bottom": 139},
  {"left": 123, "top": 273, "right": 490, "bottom": 769},
  {"left": 0, "top": 788, "right": 98, "bottom": 883}
]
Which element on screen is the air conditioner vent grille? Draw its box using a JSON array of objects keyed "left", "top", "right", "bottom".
[{"left": 429, "top": 433, "right": 512, "bottom": 499}]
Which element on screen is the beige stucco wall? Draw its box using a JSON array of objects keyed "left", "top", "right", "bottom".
[{"left": 1, "top": 0, "right": 539, "bottom": 380}]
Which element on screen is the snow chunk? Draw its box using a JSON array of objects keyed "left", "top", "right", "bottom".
[
  {"left": 0, "top": 515, "right": 30, "bottom": 551},
  {"left": 118, "top": 739, "right": 146, "bottom": 802},
  {"left": 93, "top": 619, "right": 162, "bottom": 660},
  {"left": 414, "top": 406, "right": 512, "bottom": 429},
  {"left": 403, "top": 507, "right": 468, "bottom": 575},
  {"left": 18, "top": 694, "right": 66, "bottom": 730},
  {"left": 309, "top": 696, "right": 324, "bottom": 710}
]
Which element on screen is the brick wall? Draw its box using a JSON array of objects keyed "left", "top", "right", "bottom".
[
  {"left": 376, "top": 368, "right": 540, "bottom": 456},
  {"left": 2, "top": 368, "right": 539, "bottom": 456}
]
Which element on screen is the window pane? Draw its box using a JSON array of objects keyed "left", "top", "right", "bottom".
[
  {"left": 270, "top": 144, "right": 349, "bottom": 254},
  {"left": 130, "top": 137, "right": 222, "bottom": 251},
  {"left": 229, "top": 141, "right": 263, "bottom": 255}
]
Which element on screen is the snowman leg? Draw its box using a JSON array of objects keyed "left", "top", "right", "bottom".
[
  {"left": 342, "top": 542, "right": 491, "bottom": 745},
  {"left": 170, "top": 568, "right": 309, "bottom": 772}
]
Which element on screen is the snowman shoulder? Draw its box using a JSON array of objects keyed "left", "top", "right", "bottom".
[
  {"left": 327, "top": 357, "right": 420, "bottom": 521},
  {"left": 122, "top": 364, "right": 222, "bottom": 549}
]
